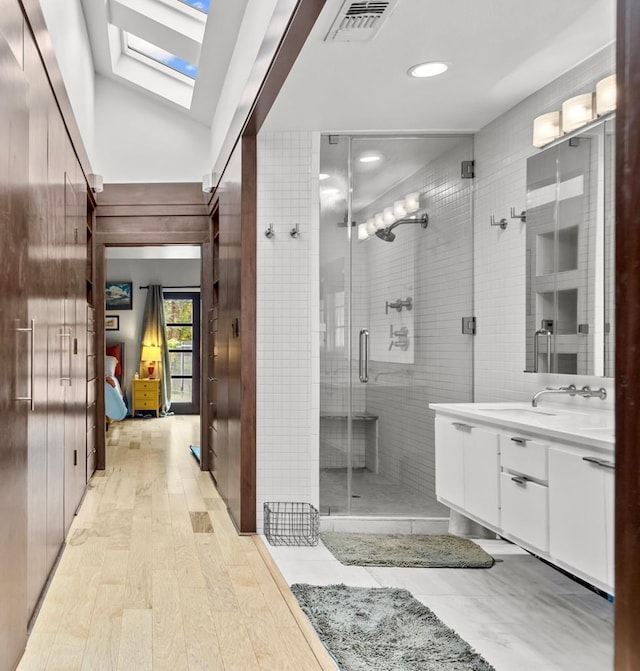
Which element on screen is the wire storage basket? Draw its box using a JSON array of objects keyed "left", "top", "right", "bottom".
[{"left": 263, "top": 502, "right": 319, "bottom": 546}]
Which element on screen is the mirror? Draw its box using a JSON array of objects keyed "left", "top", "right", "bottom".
[{"left": 525, "top": 116, "right": 614, "bottom": 377}]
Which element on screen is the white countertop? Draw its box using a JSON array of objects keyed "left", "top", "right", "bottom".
[{"left": 429, "top": 402, "right": 614, "bottom": 454}]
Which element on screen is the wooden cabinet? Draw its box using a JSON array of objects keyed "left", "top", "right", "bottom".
[
  {"left": 132, "top": 378, "right": 161, "bottom": 416},
  {"left": 548, "top": 446, "right": 614, "bottom": 591}
]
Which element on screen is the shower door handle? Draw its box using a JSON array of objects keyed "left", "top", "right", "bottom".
[{"left": 359, "top": 329, "right": 369, "bottom": 383}]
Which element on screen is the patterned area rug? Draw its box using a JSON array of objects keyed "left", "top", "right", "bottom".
[
  {"left": 292, "top": 583, "right": 496, "bottom": 671},
  {"left": 320, "top": 532, "right": 495, "bottom": 568}
]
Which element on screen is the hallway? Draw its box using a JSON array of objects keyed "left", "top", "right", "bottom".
[{"left": 17, "top": 417, "right": 331, "bottom": 671}]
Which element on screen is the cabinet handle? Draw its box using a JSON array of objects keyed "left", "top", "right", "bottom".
[
  {"left": 510, "top": 437, "right": 528, "bottom": 445},
  {"left": 15, "top": 319, "right": 35, "bottom": 411},
  {"left": 59, "top": 329, "right": 72, "bottom": 386},
  {"left": 582, "top": 456, "right": 615, "bottom": 470},
  {"left": 452, "top": 422, "right": 475, "bottom": 430},
  {"left": 359, "top": 329, "right": 369, "bottom": 383},
  {"left": 511, "top": 475, "right": 528, "bottom": 486}
]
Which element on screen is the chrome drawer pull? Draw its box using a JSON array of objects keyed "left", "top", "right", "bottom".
[
  {"left": 510, "top": 437, "right": 528, "bottom": 445},
  {"left": 511, "top": 476, "right": 528, "bottom": 486},
  {"left": 452, "top": 422, "right": 475, "bottom": 430},
  {"left": 582, "top": 456, "right": 615, "bottom": 470}
]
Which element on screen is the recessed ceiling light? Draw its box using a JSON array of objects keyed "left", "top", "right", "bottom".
[
  {"left": 319, "top": 173, "right": 330, "bottom": 180},
  {"left": 359, "top": 154, "right": 382, "bottom": 164},
  {"left": 323, "top": 187, "right": 340, "bottom": 195},
  {"left": 408, "top": 61, "right": 449, "bottom": 78}
]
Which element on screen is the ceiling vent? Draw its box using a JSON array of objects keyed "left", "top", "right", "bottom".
[{"left": 324, "top": 0, "right": 399, "bottom": 42}]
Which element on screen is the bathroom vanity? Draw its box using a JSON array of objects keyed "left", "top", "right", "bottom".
[{"left": 430, "top": 402, "right": 614, "bottom": 594}]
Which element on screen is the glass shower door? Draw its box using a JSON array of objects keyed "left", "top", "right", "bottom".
[{"left": 319, "top": 134, "right": 475, "bottom": 517}]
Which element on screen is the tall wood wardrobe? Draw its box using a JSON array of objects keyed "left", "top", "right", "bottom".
[{"left": 0, "top": 3, "right": 95, "bottom": 669}]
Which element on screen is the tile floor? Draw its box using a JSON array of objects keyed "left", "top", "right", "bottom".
[{"left": 264, "top": 536, "right": 614, "bottom": 671}]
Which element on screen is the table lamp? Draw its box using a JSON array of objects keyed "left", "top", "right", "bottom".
[{"left": 141, "top": 345, "right": 161, "bottom": 379}]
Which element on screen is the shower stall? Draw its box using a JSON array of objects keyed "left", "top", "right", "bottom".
[{"left": 319, "top": 135, "right": 475, "bottom": 517}]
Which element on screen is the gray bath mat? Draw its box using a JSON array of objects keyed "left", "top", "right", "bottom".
[
  {"left": 292, "top": 583, "right": 495, "bottom": 671},
  {"left": 320, "top": 532, "right": 494, "bottom": 568}
]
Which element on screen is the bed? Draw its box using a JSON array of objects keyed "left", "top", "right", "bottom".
[{"left": 105, "top": 341, "right": 128, "bottom": 421}]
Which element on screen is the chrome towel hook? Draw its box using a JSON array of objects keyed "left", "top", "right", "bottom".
[
  {"left": 265, "top": 223, "right": 275, "bottom": 239},
  {"left": 290, "top": 223, "right": 300, "bottom": 238},
  {"left": 490, "top": 215, "right": 508, "bottom": 230}
]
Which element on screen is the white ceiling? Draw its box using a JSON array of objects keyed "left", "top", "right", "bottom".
[{"left": 264, "top": 0, "right": 616, "bottom": 133}]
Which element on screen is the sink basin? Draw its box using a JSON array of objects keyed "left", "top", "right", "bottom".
[{"left": 483, "top": 408, "right": 556, "bottom": 418}]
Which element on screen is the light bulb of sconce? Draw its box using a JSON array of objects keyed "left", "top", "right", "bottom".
[
  {"left": 404, "top": 192, "right": 420, "bottom": 213},
  {"left": 532, "top": 110, "right": 562, "bottom": 148},
  {"left": 561, "top": 93, "right": 594, "bottom": 134},
  {"left": 393, "top": 200, "right": 407, "bottom": 219},
  {"left": 383, "top": 207, "right": 396, "bottom": 226},
  {"left": 596, "top": 75, "right": 616, "bottom": 116},
  {"left": 374, "top": 213, "right": 385, "bottom": 230},
  {"left": 366, "top": 219, "right": 377, "bottom": 236},
  {"left": 358, "top": 223, "right": 369, "bottom": 240}
]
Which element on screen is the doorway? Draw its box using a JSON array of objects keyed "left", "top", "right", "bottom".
[{"left": 164, "top": 291, "right": 201, "bottom": 414}]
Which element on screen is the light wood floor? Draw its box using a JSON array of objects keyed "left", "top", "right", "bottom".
[{"left": 17, "top": 417, "right": 335, "bottom": 671}]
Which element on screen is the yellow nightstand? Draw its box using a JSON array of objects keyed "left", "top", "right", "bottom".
[{"left": 132, "top": 378, "right": 161, "bottom": 417}]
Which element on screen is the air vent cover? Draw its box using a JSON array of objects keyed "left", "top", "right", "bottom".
[{"left": 324, "top": 0, "right": 399, "bottom": 42}]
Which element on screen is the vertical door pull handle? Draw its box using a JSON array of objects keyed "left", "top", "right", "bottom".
[
  {"left": 359, "top": 329, "right": 369, "bottom": 383},
  {"left": 16, "top": 319, "right": 35, "bottom": 411}
]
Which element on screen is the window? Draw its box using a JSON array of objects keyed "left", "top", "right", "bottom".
[
  {"left": 164, "top": 292, "right": 200, "bottom": 414},
  {"left": 126, "top": 33, "right": 198, "bottom": 80},
  {"left": 177, "top": 0, "right": 210, "bottom": 13}
]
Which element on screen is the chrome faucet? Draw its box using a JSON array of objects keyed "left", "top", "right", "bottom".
[{"left": 532, "top": 384, "right": 607, "bottom": 407}]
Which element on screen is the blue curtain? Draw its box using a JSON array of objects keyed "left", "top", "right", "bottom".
[{"left": 139, "top": 285, "right": 172, "bottom": 414}]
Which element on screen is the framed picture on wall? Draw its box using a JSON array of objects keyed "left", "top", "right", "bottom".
[
  {"left": 105, "top": 315, "right": 120, "bottom": 331},
  {"left": 105, "top": 281, "right": 133, "bottom": 310}
]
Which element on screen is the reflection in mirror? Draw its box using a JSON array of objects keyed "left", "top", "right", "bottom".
[{"left": 525, "top": 116, "right": 614, "bottom": 377}]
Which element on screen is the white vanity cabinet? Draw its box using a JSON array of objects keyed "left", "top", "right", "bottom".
[
  {"left": 548, "top": 446, "right": 615, "bottom": 591},
  {"left": 434, "top": 417, "right": 500, "bottom": 528},
  {"left": 431, "top": 402, "right": 614, "bottom": 595},
  {"left": 500, "top": 433, "right": 549, "bottom": 552}
]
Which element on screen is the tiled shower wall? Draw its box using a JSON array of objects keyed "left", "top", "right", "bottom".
[
  {"left": 352, "top": 139, "right": 475, "bottom": 498},
  {"left": 474, "top": 44, "right": 616, "bottom": 406},
  {"left": 255, "top": 132, "right": 320, "bottom": 531}
]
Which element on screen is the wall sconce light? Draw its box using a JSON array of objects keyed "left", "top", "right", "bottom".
[
  {"left": 533, "top": 111, "right": 562, "bottom": 148},
  {"left": 374, "top": 213, "right": 385, "bottom": 230},
  {"left": 366, "top": 218, "right": 377, "bottom": 236},
  {"left": 596, "top": 74, "right": 616, "bottom": 116},
  {"left": 404, "top": 192, "right": 420, "bottom": 213},
  {"left": 141, "top": 345, "right": 161, "bottom": 379},
  {"left": 393, "top": 200, "right": 407, "bottom": 219},
  {"left": 561, "top": 92, "right": 595, "bottom": 134},
  {"left": 383, "top": 207, "right": 396, "bottom": 226},
  {"left": 358, "top": 223, "right": 369, "bottom": 241}
]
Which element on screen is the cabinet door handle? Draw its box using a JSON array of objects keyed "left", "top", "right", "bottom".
[
  {"left": 582, "top": 456, "right": 615, "bottom": 470},
  {"left": 59, "top": 329, "right": 72, "bottom": 386},
  {"left": 511, "top": 475, "right": 528, "bottom": 486},
  {"left": 510, "top": 437, "right": 528, "bottom": 445},
  {"left": 452, "top": 422, "right": 475, "bottom": 430},
  {"left": 15, "top": 319, "right": 35, "bottom": 411}
]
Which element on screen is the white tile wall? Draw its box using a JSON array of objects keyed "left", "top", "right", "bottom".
[{"left": 256, "top": 132, "right": 320, "bottom": 532}]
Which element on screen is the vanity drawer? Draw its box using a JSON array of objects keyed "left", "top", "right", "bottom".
[
  {"left": 500, "top": 472, "right": 549, "bottom": 552},
  {"left": 500, "top": 434, "right": 548, "bottom": 481}
]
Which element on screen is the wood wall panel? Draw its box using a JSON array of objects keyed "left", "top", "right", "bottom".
[
  {"left": 0, "top": 27, "right": 29, "bottom": 669},
  {"left": 23, "top": 25, "right": 51, "bottom": 619},
  {"left": 615, "top": 1, "right": 640, "bottom": 668}
]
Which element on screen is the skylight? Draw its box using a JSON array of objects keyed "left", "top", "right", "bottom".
[
  {"left": 127, "top": 33, "right": 199, "bottom": 79},
  {"left": 177, "top": 0, "right": 209, "bottom": 13}
]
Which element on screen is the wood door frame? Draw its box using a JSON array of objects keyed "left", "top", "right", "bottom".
[{"left": 615, "top": 1, "right": 640, "bottom": 667}]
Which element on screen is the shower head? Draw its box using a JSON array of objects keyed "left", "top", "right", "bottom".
[{"left": 374, "top": 213, "right": 429, "bottom": 242}]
